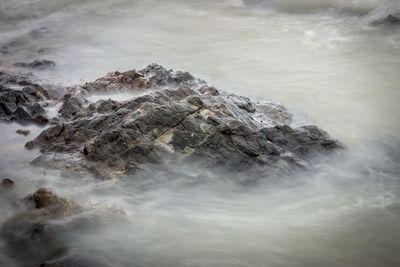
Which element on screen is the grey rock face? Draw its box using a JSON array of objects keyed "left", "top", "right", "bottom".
[
  {"left": 0, "top": 69, "right": 66, "bottom": 124},
  {"left": 26, "top": 64, "right": 342, "bottom": 179},
  {"left": 0, "top": 71, "right": 51, "bottom": 124}
]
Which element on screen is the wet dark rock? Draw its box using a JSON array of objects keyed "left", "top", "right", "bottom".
[
  {"left": 13, "top": 59, "right": 56, "bottom": 70},
  {"left": 1, "top": 178, "right": 14, "bottom": 188},
  {"left": 0, "top": 70, "right": 57, "bottom": 124},
  {"left": 1, "top": 188, "right": 82, "bottom": 266},
  {"left": 17, "top": 129, "right": 33, "bottom": 136},
  {"left": 199, "top": 86, "right": 220, "bottom": 96},
  {"left": 55, "top": 64, "right": 206, "bottom": 121},
  {"left": 1, "top": 187, "right": 127, "bottom": 266},
  {"left": 140, "top": 63, "right": 203, "bottom": 87},
  {"left": 26, "top": 64, "right": 341, "bottom": 179},
  {"left": 31, "top": 188, "right": 80, "bottom": 213}
]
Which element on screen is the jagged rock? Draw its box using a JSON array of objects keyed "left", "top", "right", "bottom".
[
  {"left": 0, "top": 70, "right": 56, "bottom": 124},
  {"left": 140, "top": 63, "right": 202, "bottom": 87},
  {"left": 199, "top": 86, "right": 220, "bottom": 96},
  {"left": 13, "top": 59, "right": 56, "bottom": 70},
  {"left": 26, "top": 64, "right": 341, "bottom": 179},
  {"left": 55, "top": 64, "right": 205, "bottom": 121}
]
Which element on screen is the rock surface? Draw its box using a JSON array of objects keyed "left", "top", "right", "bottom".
[
  {"left": 25, "top": 64, "right": 342, "bottom": 179},
  {"left": 0, "top": 70, "right": 57, "bottom": 124}
]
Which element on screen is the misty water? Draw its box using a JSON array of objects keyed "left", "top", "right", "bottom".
[{"left": 1, "top": 0, "right": 400, "bottom": 266}]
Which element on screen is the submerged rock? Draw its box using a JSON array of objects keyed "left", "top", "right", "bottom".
[
  {"left": 16, "top": 129, "right": 30, "bottom": 135},
  {"left": 1, "top": 187, "right": 127, "bottom": 266},
  {"left": 1, "top": 178, "right": 14, "bottom": 189},
  {"left": 1, "top": 188, "right": 82, "bottom": 266},
  {"left": 26, "top": 64, "right": 341, "bottom": 179},
  {"left": 13, "top": 59, "right": 56, "bottom": 70},
  {"left": 371, "top": 13, "right": 400, "bottom": 26}
]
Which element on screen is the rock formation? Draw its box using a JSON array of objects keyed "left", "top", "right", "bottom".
[
  {"left": 24, "top": 64, "right": 342, "bottom": 179},
  {"left": 0, "top": 70, "right": 62, "bottom": 124}
]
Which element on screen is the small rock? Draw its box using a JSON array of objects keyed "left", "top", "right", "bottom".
[
  {"left": 16, "top": 129, "right": 30, "bottom": 135},
  {"left": 199, "top": 86, "right": 220, "bottom": 96},
  {"left": 13, "top": 59, "right": 56, "bottom": 70},
  {"left": 1, "top": 178, "right": 14, "bottom": 188},
  {"left": 371, "top": 13, "right": 400, "bottom": 26}
]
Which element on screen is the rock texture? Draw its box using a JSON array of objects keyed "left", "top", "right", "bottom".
[
  {"left": 25, "top": 64, "right": 342, "bottom": 179},
  {"left": 0, "top": 70, "right": 61, "bottom": 124}
]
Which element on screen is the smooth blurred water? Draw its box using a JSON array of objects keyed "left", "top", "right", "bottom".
[{"left": 0, "top": 1, "right": 400, "bottom": 266}]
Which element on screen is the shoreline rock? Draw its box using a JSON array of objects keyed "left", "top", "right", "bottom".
[{"left": 0, "top": 70, "right": 53, "bottom": 124}]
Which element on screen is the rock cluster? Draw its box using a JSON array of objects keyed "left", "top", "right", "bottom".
[
  {"left": 25, "top": 64, "right": 342, "bottom": 179},
  {"left": 0, "top": 70, "right": 53, "bottom": 124},
  {"left": 0, "top": 64, "right": 343, "bottom": 265}
]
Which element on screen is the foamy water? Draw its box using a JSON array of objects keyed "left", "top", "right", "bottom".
[{"left": 1, "top": 1, "right": 400, "bottom": 266}]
